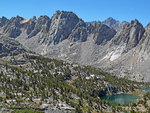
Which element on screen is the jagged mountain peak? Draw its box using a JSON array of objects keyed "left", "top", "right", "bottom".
[
  {"left": 102, "top": 17, "right": 128, "bottom": 31},
  {"left": 0, "top": 16, "right": 8, "bottom": 21},
  {"left": 55, "top": 10, "right": 76, "bottom": 15},
  {"left": 52, "top": 10, "right": 79, "bottom": 21},
  {"left": 37, "top": 15, "right": 51, "bottom": 25},
  {"left": 32, "top": 16, "right": 37, "bottom": 20},
  {"left": 10, "top": 15, "right": 24, "bottom": 22},
  {"left": 103, "top": 20, "right": 145, "bottom": 62},
  {"left": 38, "top": 15, "right": 50, "bottom": 20},
  {"left": 137, "top": 22, "right": 150, "bottom": 58},
  {"left": 104, "top": 17, "right": 118, "bottom": 24},
  {"left": 145, "top": 23, "right": 150, "bottom": 29},
  {"left": 20, "top": 15, "right": 50, "bottom": 24},
  {"left": 131, "top": 19, "right": 143, "bottom": 27},
  {"left": 131, "top": 19, "right": 140, "bottom": 24},
  {"left": 93, "top": 23, "right": 116, "bottom": 45},
  {"left": 108, "top": 19, "right": 145, "bottom": 56},
  {"left": 48, "top": 10, "right": 81, "bottom": 44},
  {"left": 0, "top": 16, "right": 9, "bottom": 27}
]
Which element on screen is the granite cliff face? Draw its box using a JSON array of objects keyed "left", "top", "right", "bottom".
[
  {"left": 96, "top": 20, "right": 146, "bottom": 81},
  {"left": 0, "top": 11, "right": 150, "bottom": 81},
  {"left": 109, "top": 19, "right": 145, "bottom": 53}
]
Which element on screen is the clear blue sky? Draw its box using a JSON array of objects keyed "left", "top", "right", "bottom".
[{"left": 0, "top": 0, "right": 150, "bottom": 26}]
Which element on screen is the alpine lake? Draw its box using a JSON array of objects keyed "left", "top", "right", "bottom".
[{"left": 101, "top": 88, "right": 150, "bottom": 105}]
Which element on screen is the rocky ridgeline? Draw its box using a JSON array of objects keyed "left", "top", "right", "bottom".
[
  {"left": 0, "top": 11, "right": 116, "bottom": 45},
  {"left": 0, "top": 11, "right": 150, "bottom": 81}
]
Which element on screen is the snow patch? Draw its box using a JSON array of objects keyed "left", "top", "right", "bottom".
[
  {"left": 103, "top": 44, "right": 126, "bottom": 61},
  {"left": 110, "top": 44, "right": 126, "bottom": 61},
  {"left": 103, "top": 52, "right": 113, "bottom": 60},
  {"left": 110, "top": 52, "right": 121, "bottom": 61},
  {"left": 41, "top": 46, "right": 47, "bottom": 55}
]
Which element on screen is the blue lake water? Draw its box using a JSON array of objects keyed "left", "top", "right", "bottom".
[{"left": 102, "top": 94, "right": 139, "bottom": 105}]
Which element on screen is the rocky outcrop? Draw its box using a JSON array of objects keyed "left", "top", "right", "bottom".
[
  {"left": 48, "top": 11, "right": 80, "bottom": 44},
  {"left": 139, "top": 23, "right": 150, "bottom": 53},
  {"left": 136, "top": 23, "right": 150, "bottom": 61},
  {"left": 0, "top": 16, "right": 9, "bottom": 27},
  {"left": 27, "top": 16, "right": 51, "bottom": 38},
  {"left": 2, "top": 16, "right": 24, "bottom": 38},
  {"left": 92, "top": 22, "right": 116, "bottom": 45},
  {"left": 0, "top": 35, "right": 28, "bottom": 57},
  {"left": 68, "top": 20, "right": 88, "bottom": 42}
]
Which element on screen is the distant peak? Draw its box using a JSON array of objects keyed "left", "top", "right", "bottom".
[
  {"left": 38, "top": 15, "right": 50, "bottom": 20},
  {"left": 55, "top": 10, "right": 75, "bottom": 15},
  {"left": 15, "top": 15, "right": 24, "bottom": 20},
  {"left": 1, "top": 16, "right": 8, "bottom": 20},
  {"left": 106, "top": 17, "right": 116, "bottom": 21},
  {"left": 104, "top": 17, "right": 118, "bottom": 22},
  {"left": 32, "top": 16, "right": 36, "bottom": 20},
  {"left": 107, "top": 17, "right": 113, "bottom": 19},
  {"left": 10, "top": 16, "right": 24, "bottom": 21},
  {"left": 52, "top": 10, "right": 79, "bottom": 22},
  {"left": 145, "top": 23, "right": 150, "bottom": 30},
  {"left": 102, "top": 17, "right": 124, "bottom": 31}
]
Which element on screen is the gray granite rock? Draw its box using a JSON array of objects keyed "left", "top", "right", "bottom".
[{"left": 0, "top": 35, "right": 28, "bottom": 57}]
